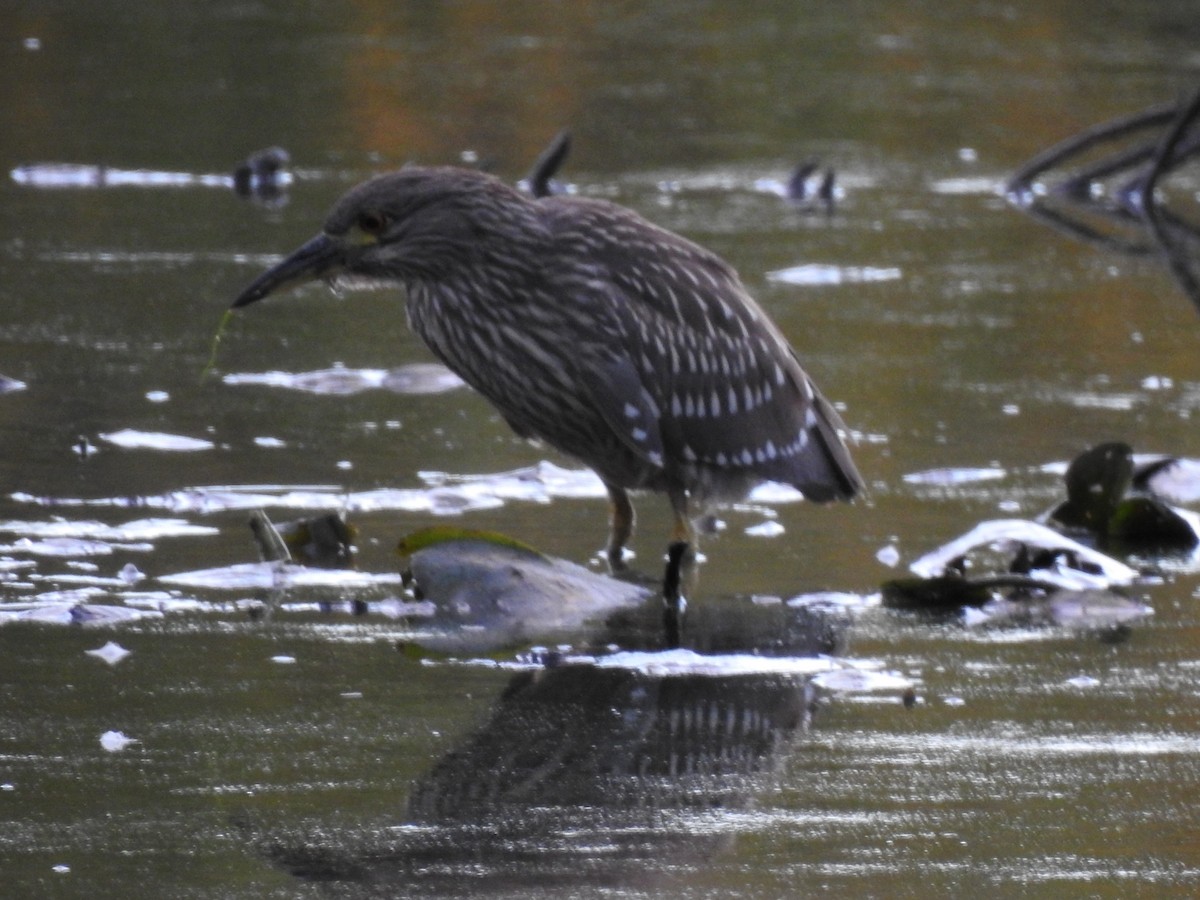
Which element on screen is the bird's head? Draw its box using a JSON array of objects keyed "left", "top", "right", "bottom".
[{"left": 232, "top": 166, "right": 534, "bottom": 308}]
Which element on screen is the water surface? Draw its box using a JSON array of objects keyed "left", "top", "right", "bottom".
[{"left": 3, "top": 2, "right": 1200, "bottom": 896}]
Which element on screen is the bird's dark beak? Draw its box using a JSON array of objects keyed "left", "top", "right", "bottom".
[{"left": 231, "top": 234, "right": 345, "bottom": 308}]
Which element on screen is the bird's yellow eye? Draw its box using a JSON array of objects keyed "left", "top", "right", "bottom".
[{"left": 357, "top": 211, "right": 388, "bottom": 236}]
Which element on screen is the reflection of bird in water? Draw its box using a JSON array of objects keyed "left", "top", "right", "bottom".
[
  {"left": 232, "top": 166, "right": 863, "bottom": 567},
  {"left": 257, "top": 661, "right": 815, "bottom": 886},
  {"left": 407, "top": 662, "right": 812, "bottom": 822}
]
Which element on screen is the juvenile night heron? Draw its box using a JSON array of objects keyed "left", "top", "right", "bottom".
[{"left": 232, "top": 166, "right": 863, "bottom": 567}]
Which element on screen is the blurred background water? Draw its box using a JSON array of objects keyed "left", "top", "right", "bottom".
[{"left": 3, "top": 1, "right": 1200, "bottom": 897}]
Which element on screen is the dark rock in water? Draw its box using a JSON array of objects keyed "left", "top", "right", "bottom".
[
  {"left": 1051, "top": 441, "right": 1133, "bottom": 533},
  {"left": 1107, "top": 495, "right": 1198, "bottom": 548},
  {"left": 402, "top": 536, "right": 651, "bottom": 652},
  {"left": 882, "top": 574, "right": 999, "bottom": 613},
  {"left": 1049, "top": 442, "right": 1198, "bottom": 549},
  {"left": 397, "top": 528, "right": 850, "bottom": 656}
]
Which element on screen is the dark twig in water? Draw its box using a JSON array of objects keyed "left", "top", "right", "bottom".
[
  {"left": 816, "top": 168, "right": 837, "bottom": 214},
  {"left": 785, "top": 159, "right": 838, "bottom": 214},
  {"left": 232, "top": 146, "right": 291, "bottom": 205},
  {"left": 1006, "top": 88, "right": 1200, "bottom": 314},
  {"left": 1140, "top": 87, "right": 1200, "bottom": 311},
  {"left": 786, "top": 160, "right": 819, "bottom": 202},
  {"left": 521, "top": 130, "right": 571, "bottom": 198},
  {"left": 1004, "top": 101, "right": 1177, "bottom": 200}
]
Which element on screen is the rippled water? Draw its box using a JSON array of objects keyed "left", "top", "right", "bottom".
[{"left": 3, "top": 1, "right": 1200, "bottom": 896}]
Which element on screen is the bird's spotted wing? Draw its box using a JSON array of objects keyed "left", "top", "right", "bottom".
[
  {"left": 540, "top": 196, "right": 863, "bottom": 503},
  {"left": 576, "top": 354, "right": 667, "bottom": 468}
]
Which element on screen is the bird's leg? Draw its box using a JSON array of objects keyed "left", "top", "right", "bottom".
[
  {"left": 667, "top": 487, "right": 702, "bottom": 599},
  {"left": 668, "top": 488, "right": 698, "bottom": 558},
  {"left": 605, "top": 483, "right": 635, "bottom": 571},
  {"left": 661, "top": 540, "right": 689, "bottom": 648}
]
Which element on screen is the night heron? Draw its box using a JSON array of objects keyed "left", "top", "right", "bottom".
[{"left": 232, "top": 166, "right": 864, "bottom": 567}]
